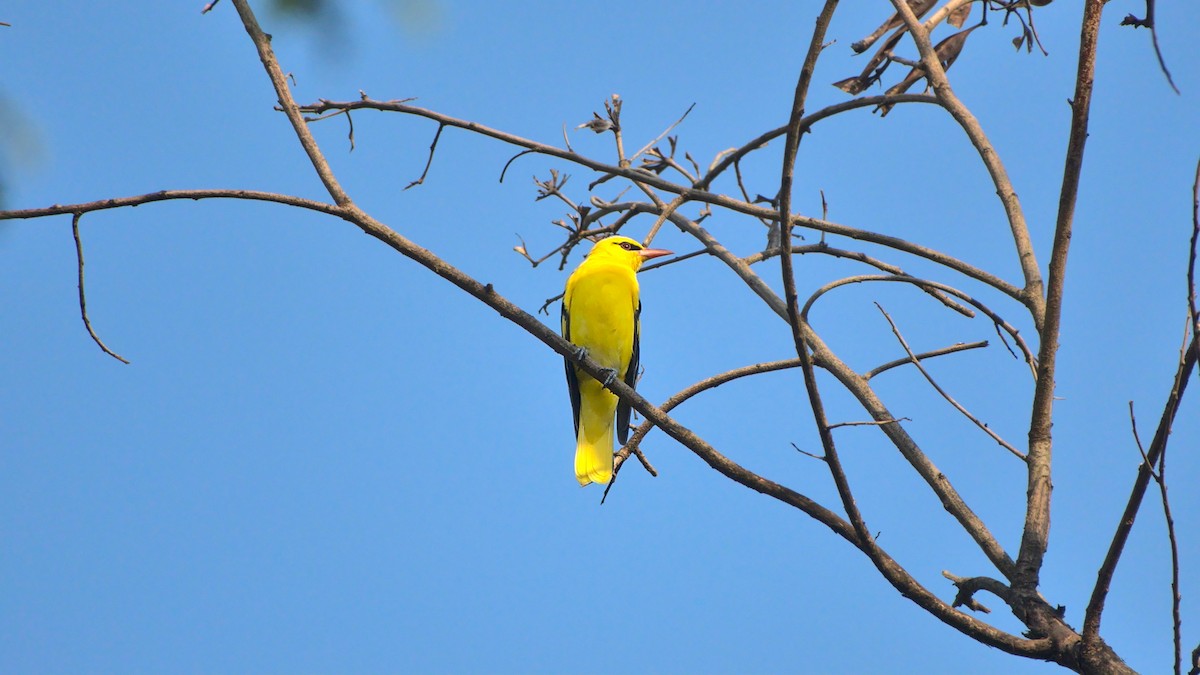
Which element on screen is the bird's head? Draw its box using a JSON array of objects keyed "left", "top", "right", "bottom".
[{"left": 585, "top": 236, "right": 672, "bottom": 271}]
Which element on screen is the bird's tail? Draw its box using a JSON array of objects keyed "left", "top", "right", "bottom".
[{"left": 574, "top": 424, "right": 614, "bottom": 487}]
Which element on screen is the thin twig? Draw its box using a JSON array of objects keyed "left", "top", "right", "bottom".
[
  {"left": 561, "top": 122, "right": 573, "bottom": 154},
  {"left": 641, "top": 193, "right": 687, "bottom": 247},
  {"left": 747, "top": 242, "right": 974, "bottom": 317},
  {"left": 875, "top": 303, "right": 1025, "bottom": 461},
  {"left": 405, "top": 123, "right": 444, "bottom": 190},
  {"left": 1189, "top": 157, "right": 1200, "bottom": 361},
  {"left": 865, "top": 340, "right": 988, "bottom": 380},
  {"left": 71, "top": 213, "right": 129, "bottom": 364},
  {"left": 1120, "top": 1, "right": 1180, "bottom": 94},
  {"left": 800, "top": 274, "right": 1036, "bottom": 379},
  {"left": 608, "top": 95, "right": 626, "bottom": 167},
  {"left": 1128, "top": 401, "right": 1152, "bottom": 468},
  {"left": 640, "top": 248, "right": 707, "bottom": 273},
  {"left": 499, "top": 149, "right": 536, "bottom": 184},
  {"left": 695, "top": 93, "right": 938, "bottom": 191},
  {"left": 827, "top": 418, "right": 908, "bottom": 430},
  {"left": 629, "top": 102, "right": 696, "bottom": 164},
  {"left": 0, "top": 189, "right": 343, "bottom": 221},
  {"left": 600, "top": 446, "right": 657, "bottom": 504},
  {"left": 620, "top": 358, "right": 806, "bottom": 459},
  {"left": 1159, "top": 427, "right": 1184, "bottom": 675},
  {"left": 790, "top": 442, "right": 826, "bottom": 461},
  {"left": 652, "top": 152, "right": 697, "bottom": 185},
  {"left": 1084, "top": 331, "right": 1198, "bottom": 640},
  {"left": 1128, "top": 398, "right": 1183, "bottom": 675},
  {"left": 731, "top": 158, "right": 773, "bottom": 228}
]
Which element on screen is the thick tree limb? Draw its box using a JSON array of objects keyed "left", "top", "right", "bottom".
[{"left": 1021, "top": 0, "right": 1104, "bottom": 597}]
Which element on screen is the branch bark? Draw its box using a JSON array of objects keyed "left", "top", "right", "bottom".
[
  {"left": 1020, "top": 0, "right": 1104, "bottom": 596},
  {"left": 889, "top": 0, "right": 1044, "bottom": 322}
]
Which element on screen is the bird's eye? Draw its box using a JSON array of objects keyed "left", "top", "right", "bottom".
[{"left": 620, "top": 242, "right": 639, "bottom": 251}]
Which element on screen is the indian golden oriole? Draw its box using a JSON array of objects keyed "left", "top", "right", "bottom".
[{"left": 562, "top": 236, "right": 671, "bottom": 486}]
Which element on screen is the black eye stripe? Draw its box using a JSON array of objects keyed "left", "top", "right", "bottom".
[{"left": 619, "top": 242, "right": 640, "bottom": 251}]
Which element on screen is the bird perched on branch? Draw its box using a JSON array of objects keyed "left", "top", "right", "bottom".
[{"left": 562, "top": 235, "right": 671, "bottom": 486}]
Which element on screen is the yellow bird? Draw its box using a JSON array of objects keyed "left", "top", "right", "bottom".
[{"left": 562, "top": 236, "right": 671, "bottom": 486}]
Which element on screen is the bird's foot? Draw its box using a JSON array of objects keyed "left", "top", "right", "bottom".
[
  {"left": 599, "top": 368, "right": 619, "bottom": 387},
  {"left": 570, "top": 346, "right": 618, "bottom": 386}
]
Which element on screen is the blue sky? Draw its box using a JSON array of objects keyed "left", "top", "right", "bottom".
[{"left": 2, "top": 2, "right": 1199, "bottom": 673}]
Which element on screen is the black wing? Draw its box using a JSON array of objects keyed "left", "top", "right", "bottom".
[
  {"left": 562, "top": 302, "right": 582, "bottom": 436},
  {"left": 615, "top": 301, "right": 641, "bottom": 444}
]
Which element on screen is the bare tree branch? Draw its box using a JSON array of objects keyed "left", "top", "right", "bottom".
[
  {"left": 875, "top": 303, "right": 1026, "bottom": 461},
  {"left": 800, "top": 274, "right": 1037, "bottom": 379},
  {"left": 629, "top": 102, "right": 696, "bottom": 165},
  {"left": 827, "top": 418, "right": 908, "bottom": 430},
  {"left": 0, "top": 189, "right": 343, "bottom": 221},
  {"left": 1191, "top": 157, "right": 1200, "bottom": 368},
  {"left": 232, "top": 0, "right": 351, "bottom": 207},
  {"left": 942, "top": 570, "right": 1014, "bottom": 614},
  {"left": 1130, "top": 399, "right": 1186, "bottom": 675},
  {"left": 405, "top": 123, "right": 444, "bottom": 190},
  {"left": 1020, "top": 0, "right": 1104, "bottom": 602},
  {"left": 865, "top": 340, "right": 987, "bottom": 380},
  {"left": 694, "top": 93, "right": 937, "bottom": 191},
  {"left": 889, "top": 0, "right": 1044, "bottom": 324},
  {"left": 71, "top": 213, "right": 129, "bottom": 364},
  {"left": 1120, "top": 0, "right": 1180, "bottom": 94},
  {"left": 780, "top": 0, "right": 874, "bottom": 553},
  {"left": 746, "top": 242, "right": 974, "bottom": 316},
  {"left": 1083, "top": 158, "right": 1200, "bottom": 670},
  {"left": 1083, "top": 330, "right": 1197, "bottom": 650}
]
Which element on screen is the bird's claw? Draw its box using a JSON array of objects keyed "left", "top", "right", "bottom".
[
  {"left": 600, "top": 368, "right": 619, "bottom": 387},
  {"left": 569, "top": 345, "right": 617, "bottom": 387}
]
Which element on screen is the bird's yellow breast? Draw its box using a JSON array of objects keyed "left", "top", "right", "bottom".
[{"left": 564, "top": 262, "right": 639, "bottom": 373}]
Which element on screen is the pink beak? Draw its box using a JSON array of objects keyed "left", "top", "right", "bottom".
[{"left": 638, "top": 248, "right": 673, "bottom": 261}]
